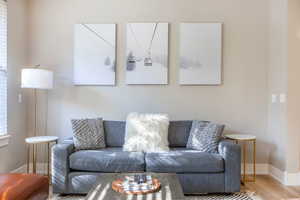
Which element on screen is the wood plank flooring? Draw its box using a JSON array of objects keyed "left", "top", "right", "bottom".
[{"left": 242, "top": 175, "right": 300, "bottom": 200}]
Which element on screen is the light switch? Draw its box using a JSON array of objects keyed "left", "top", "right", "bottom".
[
  {"left": 271, "top": 94, "right": 277, "bottom": 103},
  {"left": 280, "top": 93, "right": 286, "bottom": 103}
]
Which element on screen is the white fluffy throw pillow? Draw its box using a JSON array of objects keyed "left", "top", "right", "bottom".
[{"left": 123, "top": 113, "right": 170, "bottom": 153}]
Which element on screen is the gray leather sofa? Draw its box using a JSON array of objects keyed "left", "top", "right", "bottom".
[{"left": 52, "top": 121, "right": 241, "bottom": 194}]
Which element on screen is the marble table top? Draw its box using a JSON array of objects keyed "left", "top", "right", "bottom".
[
  {"left": 25, "top": 136, "right": 59, "bottom": 144},
  {"left": 225, "top": 134, "right": 256, "bottom": 141}
]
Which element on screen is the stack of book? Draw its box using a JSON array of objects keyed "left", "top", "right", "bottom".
[{"left": 122, "top": 175, "right": 154, "bottom": 192}]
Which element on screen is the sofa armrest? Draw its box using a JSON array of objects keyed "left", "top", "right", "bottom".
[
  {"left": 218, "top": 140, "right": 241, "bottom": 193},
  {"left": 51, "top": 142, "right": 74, "bottom": 194}
]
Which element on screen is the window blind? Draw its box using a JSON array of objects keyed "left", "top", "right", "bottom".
[{"left": 0, "top": 0, "right": 7, "bottom": 135}]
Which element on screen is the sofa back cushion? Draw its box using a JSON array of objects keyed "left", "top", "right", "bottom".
[
  {"left": 104, "top": 120, "right": 192, "bottom": 147},
  {"left": 104, "top": 121, "right": 126, "bottom": 147},
  {"left": 168, "top": 121, "right": 192, "bottom": 147}
]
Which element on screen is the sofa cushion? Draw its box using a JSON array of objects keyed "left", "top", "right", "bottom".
[
  {"left": 145, "top": 148, "right": 224, "bottom": 173},
  {"left": 69, "top": 148, "right": 145, "bottom": 172},
  {"left": 168, "top": 121, "right": 192, "bottom": 147},
  {"left": 104, "top": 121, "right": 126, "bottom": 147}
]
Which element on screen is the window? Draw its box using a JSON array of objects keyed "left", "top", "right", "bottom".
[{"left": 0, "top": 0, "right": 7, "bottom": 135}]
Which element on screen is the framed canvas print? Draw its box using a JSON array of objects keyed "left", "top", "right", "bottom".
[
  {"left": 126, "top": 22, "right": 169, "bottom": 85},
  {"left": 74, "top": 23, "right": 116, "bottom": 85},
  {"left": 179, "top": 23, "right": 222, "bottom": 85}
]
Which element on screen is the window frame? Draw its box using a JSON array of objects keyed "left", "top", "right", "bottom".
[{"left": 0, "top": 0, "right": 9, "bottom": 147}]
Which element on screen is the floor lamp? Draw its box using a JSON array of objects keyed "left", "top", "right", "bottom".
[
  {"left": 22, "top": 68, "right": 54, "bottom": 175},
  {"left": 21, "top": 68, "right": 53, "bottom": 137}
]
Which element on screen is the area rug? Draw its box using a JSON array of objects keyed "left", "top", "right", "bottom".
[{"left": 51, "top": 192, "right": 256, "bottom": 200}]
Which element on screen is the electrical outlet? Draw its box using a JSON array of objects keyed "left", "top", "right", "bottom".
[
  {"left": 271, "top": 94, "right": 277, "bottom": 103},
  {"left": 279, "top": 93, "right": 286, "bottom": 103},
  {"left": 18, "top": 94, "right": 22, "bottom": 103}
]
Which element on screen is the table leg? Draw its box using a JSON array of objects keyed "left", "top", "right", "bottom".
[
  {"left": 47, "top": 142, "right": 50, "bottom": 177},
  {"left": 253, "top": 140, "right": 256, "bottom": 182},
  {"left": 243, "top": 142, "right": 246, "bottom": 184},
  {"left": 33, "top": 144, "right": 36, "bottom": 174},
  {"left": 27, "top": 144, "right": 30, "bottom": 173}
]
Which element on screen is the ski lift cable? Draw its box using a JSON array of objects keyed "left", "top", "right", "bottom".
[
  {"left": 129, "top": 23, "right": 159, "bottom": 56},
  {"left": 147, "top": 23, "right": 158, "bottom": 54},
  {"left": 152, "top": 25, "right": 163, "bottom": 65},
  {"left": 81, "top": 24, "right": 115, "bottom": 49},
  {"left": 129, "top": 24, "right": 144, "bottom": 53}
]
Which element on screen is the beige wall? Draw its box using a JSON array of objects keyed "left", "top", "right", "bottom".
[
  {"left": 27, "top": 0, "right": 270, "bottom": 164},
  {"left": 0, "top": 0, "right": 28, "bottom": 172},
  {"left": 267, "top": 0, "right": 288, "bottom": 171},
  {"left": 268, "top": 0, "right": 300, "bottom": 173},
  {"left": 286, "top": 0, "right": 300, "bottom": 173}
]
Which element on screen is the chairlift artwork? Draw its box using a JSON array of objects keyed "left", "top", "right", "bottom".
[
  {"left": 126, "top": 23, "right": 169, "bottom": 85},
  {"left": 74, "top": 24, "right": 116, "bottom": 85},
  {"left": 179, "top": 23, "right": 222, "bottom": 85}
]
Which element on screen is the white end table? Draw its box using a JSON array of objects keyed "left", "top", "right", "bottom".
[
  {"left": 225, "top": 134, "right": 256, "bottom": 184},
  {"left": 25, "top": 136, "right": 58, "bottom": 177}
]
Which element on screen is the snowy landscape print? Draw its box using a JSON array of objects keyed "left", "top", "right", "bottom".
[
  {"left": 126, "top": 23, "right": 169, "bottom": 85},
  {"left": 74, "top": 24, "right": 116, "bottom": 85},
  {"left": 179, "top": 23, "right": 222, "bottom": 85}
]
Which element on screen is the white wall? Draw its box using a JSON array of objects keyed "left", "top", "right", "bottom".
[
  {"left": 0, "top": 0, "right": 28, "bottom": 173},
  {"left": 268, "top": 0, "right": 300, "bottom": 173},
  {"left": 28, "top": 0, "right": 270, "bottom": 164},
  {"left": 286, "top": 0, "right": 300, "bottom": 173},
  {"left": 267, "top": 0, "right": 288, "bottom": 171}
]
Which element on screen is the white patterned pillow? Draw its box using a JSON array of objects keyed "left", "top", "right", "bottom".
[
  {"left": 187, "top": 121, "right": 224, "bottom": 153},
  {"left": 71, "top": 118, "right": 106, "bottom": 150},
  {"left": 123, "top": 113, "right": 170, "bottom": 153}
]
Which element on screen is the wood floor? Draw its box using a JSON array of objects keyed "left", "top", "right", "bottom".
[{"left": 242, "top": 175, "right": 300, "bottom": 200}]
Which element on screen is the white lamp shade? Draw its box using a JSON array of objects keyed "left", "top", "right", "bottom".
[{"left": 21, "top": 68, "right": 53, "bottom": 89}]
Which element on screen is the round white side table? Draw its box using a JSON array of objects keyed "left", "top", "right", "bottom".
[
  {"left": 25, "top": 136, "right": 58, "bottom": 177},
  {"left": 225, "top": 134, "right": 256, "bottom": 184}
]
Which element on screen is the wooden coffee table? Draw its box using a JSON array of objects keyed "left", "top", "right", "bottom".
[{"left": 85, "top": 173, "right": 185, "bottom": 200}]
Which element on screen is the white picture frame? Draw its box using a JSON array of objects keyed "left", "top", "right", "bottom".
[
  {"left": 73, "top": 23, "right": 116, "bottom": 85},
  {"left": 126, "top": 22, "right": 169, "bottom": 85},
  {"left": 179, "top": 23, "right": 222, "bottom": 85}
]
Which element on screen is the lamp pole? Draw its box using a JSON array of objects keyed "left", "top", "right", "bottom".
[{"left": 33, "top": 64, "right": 40, "bottom": 137}]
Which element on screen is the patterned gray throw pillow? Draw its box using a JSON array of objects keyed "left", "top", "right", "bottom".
[
  {"left": 187, "top": 120, "right": 225, "bottom": 153},
  {"left": 71, "top": 118, "right": 106, "bottom": 150}
]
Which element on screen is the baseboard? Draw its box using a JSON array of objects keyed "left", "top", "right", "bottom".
[
  {"left": 10, "top": 164, "right": 26, "bottom": 173},
  {"left": 10, "top": 163, "right": 48, "bottom": 174},
  {"left": 246, "top": 164, "right": 269, "bottom": 175},
  {"left": 269, "top": 165, "right": 300, "bottom": 186},
  {"left": 242, "top": 163, "right": 269, "bottom": 175},
  {"left": 284, "top": 171, "right": 300, "bottom": 185},
  {"left": 269, "top": 164, "right": 285, "bottom": 183}
]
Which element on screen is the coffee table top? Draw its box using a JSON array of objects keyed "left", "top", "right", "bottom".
[{"left": 85, "top": 173, "right": 185, "bottom": 200}]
